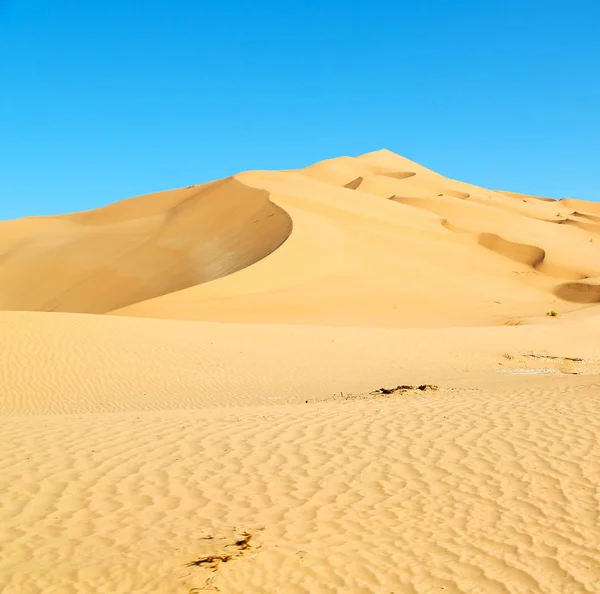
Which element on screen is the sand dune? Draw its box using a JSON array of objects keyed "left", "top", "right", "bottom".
[
  {"left": 0, "top": 178, "right": 291, "bottom": 313},
  {"left": 1, "top": 149, "right": 598, "bottom": 324},
  {"left": 109, "top": 151, "right": 600, "bottom": 325},
  {"left": 1, "top": 150, "right": 600, "bottom": 593}
]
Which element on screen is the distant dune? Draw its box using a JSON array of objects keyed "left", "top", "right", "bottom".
[{"left": 2, "top": 151, "right": 600, "bottom": 593}]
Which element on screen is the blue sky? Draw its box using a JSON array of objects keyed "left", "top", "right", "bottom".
[{"left": 1, "top": 1, "right": 599, "bottom": 220}]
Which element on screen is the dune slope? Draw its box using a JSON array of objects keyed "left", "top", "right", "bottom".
[{"left": 0, "top": 178, "right": 291, "bottom": 313}]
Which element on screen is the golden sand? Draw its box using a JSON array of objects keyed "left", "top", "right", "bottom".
[{"left": 1, "top": 150, "right": 599, "bottom": 593}]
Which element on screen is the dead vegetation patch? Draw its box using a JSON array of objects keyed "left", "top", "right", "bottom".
[
  {"left": 525, "top": 354, "right": 584, "bottom": 362},
  {"left": 503, "top": 319, "right": 522, "bottom": 326},
  {"left": 186, "top": 554, "right": 232, "bottom": 570},
  {"left": 371, "top": 384, "right": 439, "bottom": 396},
  {"left": 227, "top": 532, "right": 252, "bottom": 550},
  {"left": 185, "top": 530, "right": 260, "bottom": 579},
  {"left": 497, "top": 351, "right": 594, "bottom": 375}
]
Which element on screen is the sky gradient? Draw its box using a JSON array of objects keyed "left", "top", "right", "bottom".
[{"left": 1, "top": 0, "right": 599, "bottom": 220}]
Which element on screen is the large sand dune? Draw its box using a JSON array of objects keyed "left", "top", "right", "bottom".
[
  {"left": 2, "top": 149, "right": 599, "bottom": 324},
  {"left": 1, "top": 150, "right": 600, "bottom": 593}
]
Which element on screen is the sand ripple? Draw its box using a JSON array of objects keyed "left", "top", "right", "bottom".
[{"left": 1, "top": 385, "right": 599, "bottom": 593}]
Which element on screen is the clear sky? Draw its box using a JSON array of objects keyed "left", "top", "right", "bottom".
[{"left": 1, "top": 1, "right": 599, "bottom": 220}]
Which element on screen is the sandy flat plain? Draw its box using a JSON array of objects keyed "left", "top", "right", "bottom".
[{"left": 1, "top": 150, "right": 600, "bottom": 593}]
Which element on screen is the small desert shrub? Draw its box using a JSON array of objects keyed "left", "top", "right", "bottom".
[{"left": 546, "top": 310, "right": 558, "bottom": 317}]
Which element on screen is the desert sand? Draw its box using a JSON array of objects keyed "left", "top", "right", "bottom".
[{"left": 1, "top": 150, "right": 599, "bottom": 593}]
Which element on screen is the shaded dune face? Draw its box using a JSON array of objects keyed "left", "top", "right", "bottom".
[
  {"left": 478, "top": 233, "right": 546, "bottom": 268},
  {"left": 0, "top": 178, "right": 292, "bottom": 313},
  {"left": 476, "top": 233, "right": 586, "bottom": 281},
  {"left": 555, "top": 279, "right": 600, "bottom": 303},
  {"left": 344, "top": 177, "right": 363, "bottom": 190}
]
